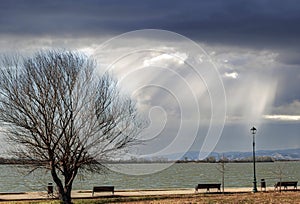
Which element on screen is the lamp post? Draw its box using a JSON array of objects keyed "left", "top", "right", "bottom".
[{"left": 250, "top": 126, "right": 258, "bottom": 193}]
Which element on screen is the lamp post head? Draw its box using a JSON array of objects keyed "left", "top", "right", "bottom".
[{"left": 250, "top": 126, "right": 257, "bottom": 134}]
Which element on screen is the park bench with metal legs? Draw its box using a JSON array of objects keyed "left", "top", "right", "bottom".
[
  {"left": 92, "top": 186, "right": 114, "bottom": 196},
  {"left": 274, "top": 181, "right": 298, "bottom": 191},
  {"left": 195, "top": 183, "right": 221, "bottom": 192}
]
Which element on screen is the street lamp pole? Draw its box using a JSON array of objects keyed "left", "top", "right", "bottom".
[{"left": 251, "top": 126, "right": 258, "bottom": 193}]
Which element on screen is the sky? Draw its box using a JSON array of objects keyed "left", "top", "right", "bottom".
[{"left": 0, "top": 0, "right": 300, "bottom": 159}]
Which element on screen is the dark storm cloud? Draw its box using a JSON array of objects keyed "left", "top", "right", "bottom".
[
  {"left": 1, "top": 0, "right": 300, "bottom": 106},
  {"left": 1, "top": 0, "right": 300, "bottom": 50}
]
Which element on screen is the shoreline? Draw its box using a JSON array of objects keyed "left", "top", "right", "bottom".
[{"left": 0, "top": 187, "right": 283, "bottom": 202}]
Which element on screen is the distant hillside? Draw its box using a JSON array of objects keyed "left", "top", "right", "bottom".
[
  {"left": 164, "top": 148, "right": 300, "bottom": 161},
  {"left": 2, "top": 148, "right": 299, "bottom": 164}
]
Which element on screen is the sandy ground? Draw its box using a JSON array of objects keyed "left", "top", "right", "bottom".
[{"left": 0, "top": 187, "right": 276, "bottom": 202}]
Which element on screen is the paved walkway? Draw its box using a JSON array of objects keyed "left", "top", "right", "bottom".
[{"left": 0, "top": 187, "right": 274, "bottom": 202}]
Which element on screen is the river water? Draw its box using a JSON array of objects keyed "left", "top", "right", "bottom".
[{"left": 0, "top": 162, "right": 299, "bottom": 192}]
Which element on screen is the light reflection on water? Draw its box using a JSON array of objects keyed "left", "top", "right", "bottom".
[{"left": 0, "top": 162, "right": 299, "bottom": 192}]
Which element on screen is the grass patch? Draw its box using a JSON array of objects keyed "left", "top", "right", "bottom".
[{"left": 4, "top": 191, "right": 300, "bottom": 204}]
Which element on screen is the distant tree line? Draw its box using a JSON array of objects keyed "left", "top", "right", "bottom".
[
  {"left": 176, "top": 156, "right": 287, "bottom": 163},
  {"left": 2, "top": 155, "right": 298, "bottom": 165},
  {"left": 0, "top": 157, "right": 46, "bottom": 165}
]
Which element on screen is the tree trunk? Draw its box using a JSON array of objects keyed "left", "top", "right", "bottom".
[
  {"left": 54, "top": 177, "right": 74, "bottom": 204},
  {"left": 58, "top": 187, "right": 72, "bottom": 204},
  {"left": 50, "top": 165, "right": 73, "bottom": 204}
]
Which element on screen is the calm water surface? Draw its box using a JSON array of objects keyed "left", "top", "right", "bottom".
[{"left": 0, "top": 162, "right": 299, "bottom": 192}]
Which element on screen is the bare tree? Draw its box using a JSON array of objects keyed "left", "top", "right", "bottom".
[
  {"left": 0, "top": 50, "right": 143, "bottom": 203},
  {"left": 216, "top": 154, "right": 227, "bottom": 193},
  {"left": 272, "top": 163, "right": 285, "bottom": 192}
]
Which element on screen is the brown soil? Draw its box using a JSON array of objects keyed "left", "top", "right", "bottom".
[{"left": 114, "top": 191, "right": 300, "bottom": 204}]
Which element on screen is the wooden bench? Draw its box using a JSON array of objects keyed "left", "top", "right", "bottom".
[
  {"left": 274, "top": 181, "right": 298, "bottom": 191},
  {"left": 195, "top": 183, "right": 221, "bottom": 192},
  {"left": 92, "top": 186, "right": 114, "bottom": 196}
]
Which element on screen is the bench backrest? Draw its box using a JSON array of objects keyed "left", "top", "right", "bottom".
[
  {"left": 197, "top": 184, "right": 221, "bottom": 188},
  {"left": 93, "top": 186, "right": 114, "bottom": 192},
  {"left": 275, "top": 181, "right": 297, "bottom": 186}
]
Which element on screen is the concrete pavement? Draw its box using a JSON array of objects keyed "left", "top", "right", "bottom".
[{"left": 0, "top": 187, "right": 274, "bottom": 202}]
